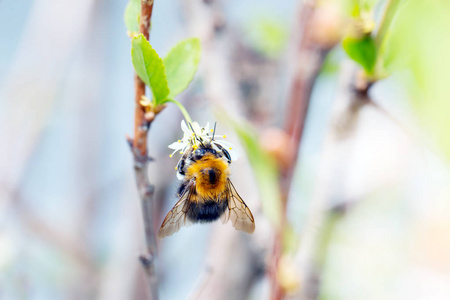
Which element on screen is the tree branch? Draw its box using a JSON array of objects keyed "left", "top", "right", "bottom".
[
  {"left": 270, "top": 1, "right": 332, "bottom": 298},
  {"left": 129, "top": 1, "right": 159, "bottom": 299},
  {"left": 133, "top": 0, "right": 154, "bottom": 156},
  {"left": 281, "top": 0, "right": 332, "bottom": 202},
  {"left": 182, "top": 1, "right": 265, "bottom": 299},
  {"left": 291, "top": 62, "right": 371, "bottom": 300}
]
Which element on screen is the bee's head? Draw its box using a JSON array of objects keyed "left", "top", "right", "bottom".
[{"left": 192, "top": 145, "right": 217, "bottom": 161}]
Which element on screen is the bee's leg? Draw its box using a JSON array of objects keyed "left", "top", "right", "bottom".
[
  {"left": 221, "top": 148, "right": 232, "bottom": 164},
  {"left": 215, "top": 144, "right": 232, "bottom": 164},
  {"left": 177, "top": 181, "right": 189, "bottom": 197},
  {"left": 177, "top": 157, "right": 186, "bottom": 175}
]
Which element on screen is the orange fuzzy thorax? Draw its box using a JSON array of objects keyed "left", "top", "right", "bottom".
[{"left": 186, "top": 153, "right": 229, "bottom": 200}]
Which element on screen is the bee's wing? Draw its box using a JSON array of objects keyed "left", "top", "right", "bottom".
[
  {"left": 158, "top": 181, "right": 195, "bottom": 238},
  {"left": 220, "top": 179, "right": 255, "bottom": 234}
]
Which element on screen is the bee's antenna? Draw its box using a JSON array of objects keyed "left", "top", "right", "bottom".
[
  {"left": 212, "top": 122, "right": 217, "bottom": 141},
  {"left": 188, "top": 122, "right": 205, "bottom": 147}
]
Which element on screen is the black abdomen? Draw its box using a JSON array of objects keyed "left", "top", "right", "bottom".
[{"left": 187, "top": 200, "right": 228, "bottom": 223}]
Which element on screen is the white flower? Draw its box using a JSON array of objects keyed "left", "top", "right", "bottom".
[{"left": 168, "top": 120, "right": 240, "bottom": 162}]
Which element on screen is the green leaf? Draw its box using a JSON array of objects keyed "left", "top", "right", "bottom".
[
  {"left": 381, "top": 0, "right": 450, "bottom": 162},
  {"left": 163, "top": 38, "right": 201, "bottom": 98},
  {"left": 229, "top": 119, "right": 282, "bottom": 228},
  {"left": 343, "top": 0, "right": 381, "bottom": 17},
  {"left": 342, "top": 35, "right": 377, "bottom": 74},
  {"left": 124, "top": 0, "right": 141, "bottom": 35},
  {"left": 131, "top": 34, "right": 169, "bottom": 104}
]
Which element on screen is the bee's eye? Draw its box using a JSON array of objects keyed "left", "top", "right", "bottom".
[{"left": 193, "top": 148, "right": 207, "bottom": 159}]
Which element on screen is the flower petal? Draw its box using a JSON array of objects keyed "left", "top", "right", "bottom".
[
  {"left": 191, "top": 122, "right": 201, "bottom": 134},
  {"left": 168, "top": 141, "right": 186, "bottom": 150},
  {"left": 169, "top": 148, "right": 181, "bottom": 157},
  {"left": 181, "top": 120, "right": 190, "bottom": 136}
]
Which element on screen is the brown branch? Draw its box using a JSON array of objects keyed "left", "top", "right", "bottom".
[
  {"left": 270, "top": 1, "right": 333, "bottom": 299},
  {"left": 183, "top": 1, "right": 343, "bottom": 299},
  {"left": 182, "top": 1, "right": 266, "bottom": 300},
  {"left": 294, "top": 63, "right": 357, "bottom": 300},
  {"left": 129, "top": 1, "right": 159, "bottom": 299},
  {"left": 281, "top": 1, "right": 331, "bottom": 203},
  {"left": 291, "top": 62, "right": 368, "bottom": 300},
  {"left": 133, "top": 0, "right": 154, "bottom": 156},
  {"left": 292, "top": 57, "right": 410, "bottom": 299},
  {"left": 186, "top": 1, "right": 334, "bottom": 298}
]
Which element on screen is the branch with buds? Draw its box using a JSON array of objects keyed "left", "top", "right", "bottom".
[
  {"left": 126, "top": 1, "right": 160, "bottom": 299},
  {"left": 124, "top": 0, "right": 202, "bottom": 297}
]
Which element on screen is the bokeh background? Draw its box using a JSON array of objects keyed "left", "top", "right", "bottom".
[{"left": 1, "top": 0, "right": 450, "bottom": 299}]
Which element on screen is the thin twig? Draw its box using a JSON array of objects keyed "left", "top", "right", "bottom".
[
  {"left": 129, "top": 1, "right": 159, "bottom": 299},
  {"left": 291, "top": 60, "right": 394, "bottom": 300},
  {"left": 133, "top": 0, "right": 155, "bottom": 157},
  {"left": 270, "top": 1, "right": 331, "bottom": 298},
  {"left": 182, "top": 1, "right": 265, "bottom": 299},
  {"left": 281, "top": 0, "right": 329, "bottom": 200},
  {"left": 291, "top": 62, "right": 357, "bottom": 300}
]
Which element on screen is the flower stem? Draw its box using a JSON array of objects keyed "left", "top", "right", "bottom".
[
  {"left": 375, "top": 0, "right": 401, "bottom": 49},
  {"left": 166, "top": 99, "right": 193, "bottom": 124}
]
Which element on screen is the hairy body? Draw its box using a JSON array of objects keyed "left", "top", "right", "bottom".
[{"left": 158, "top": 144, "right": 255, "bottom": 238}]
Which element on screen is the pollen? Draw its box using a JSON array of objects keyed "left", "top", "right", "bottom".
[
  {"left": 229, "top": 147, "right": 232, "bottom": 150},
  {"left": 192, "top": 144, "right": 198, "bottom": 150},
  {"left": 169, "top": 154, "right": 173, "bottom": 158},
  {"left": 178, "top": 140, "right": 181, "bottom": 143},
  {"left": 180, "top": 151, "right": 184, "bottom": 155},
  {"left": 175, "top": 166, "right": 178, "bottom": 170},
  {"left": 223, "top": 135, "right": 226, "bottom": 138},
  {"left": 210, "top": 129, "right": 214, "bottom": 132}
]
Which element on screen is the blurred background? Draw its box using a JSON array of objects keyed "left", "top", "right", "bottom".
[{"left": 1, "top": 0, "right": 450, "bottom": 299}]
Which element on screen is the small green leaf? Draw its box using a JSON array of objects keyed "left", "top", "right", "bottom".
[
  {"left": 124, "top": 0, "right": 141, "bottom": 35},
  {"left": 131, "top": 34, "right": 169, "bottom": 104},
  {"left": 342, "top": 35, "right": 377, "bottom": 74},
  {"left": 163, "top": 38, "right": 201, "bottom": 98}
]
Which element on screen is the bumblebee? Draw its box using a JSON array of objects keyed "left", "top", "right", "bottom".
[{"left": 158, "top": 123, "right": 255, "bottom": 238}]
